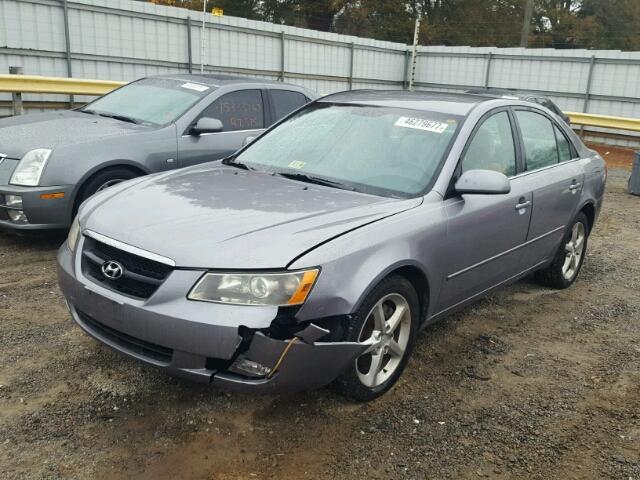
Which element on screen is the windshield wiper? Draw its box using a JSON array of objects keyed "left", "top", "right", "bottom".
[
  {"left": 94, "top": 112, "right": 141, "bottom": 124},
  {"left": 79, "top": 108, "right": 140, "bottom": 124},
  {"left": 273, "top": 172, "right": 355, "bottom": 191},
  {"left": 222, "top": 157, "right": 258, "bottom": 171}
]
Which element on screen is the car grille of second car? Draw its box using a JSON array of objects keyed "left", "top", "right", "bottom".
[{"left": 81, "top": 237, "right": 173, "bottom": 300}]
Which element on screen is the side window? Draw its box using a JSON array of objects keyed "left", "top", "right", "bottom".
[
  {"left": 515, "top": 110, "right": 559, "bottom": 170},
  {"left": 200, "top": 89, "right": 264, "bottom": 131},
  {"left": 554, "top": 124, "right": 572, "bottom": 162},
  {"left": 271, "top": 90, "right": 309, "bottom": 122},
  {"left": 462, "top": 111, "right": 516, "bottom": 177}
]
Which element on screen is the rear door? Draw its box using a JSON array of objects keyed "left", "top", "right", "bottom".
[
  {"left": 436, "top": 109, "right": 533, "bottom": 312},
  {"left": 267, "top": 89, "right": 311, "bottom": 125},
  {"left": 177, "top": 89, "right": 266, "bottom": 168},
  {"left": 512, "top": 108, "right": 584, "bottom": 267}
]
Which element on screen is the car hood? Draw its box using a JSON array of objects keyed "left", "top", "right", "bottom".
[
  {"left": 82, "top": 164, "right": 421, "bottom": 269},
  {"left": 0, "top": 110, "right": 148, "bottom": 158}
]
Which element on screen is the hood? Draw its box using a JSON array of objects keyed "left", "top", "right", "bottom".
[
  {"left": 83, "top": 164, "right": 421, "bottom": 269},
  {"left": 0, "top": 110, "right": 148, "bottom": 159}
]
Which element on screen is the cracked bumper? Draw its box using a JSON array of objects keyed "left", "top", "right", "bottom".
[{"left": 56, "top": 239, "right": 366, "bottom": 393}]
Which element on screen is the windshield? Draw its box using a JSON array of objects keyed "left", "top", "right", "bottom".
[
  {"left": 81, "top": 77, "right": 211, "bottom": 126},
  {"left": 234, "top": 104, "right": 461, "bottom": 197}
]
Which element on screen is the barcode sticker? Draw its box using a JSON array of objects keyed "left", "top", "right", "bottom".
[{"left": 395, "top": 117, "right": 449, "bottom": 133}]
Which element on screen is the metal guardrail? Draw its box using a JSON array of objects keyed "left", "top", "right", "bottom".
[
  {"left": 0, "top": 74, "right": 639, "bottom": 135},
  {"left": 0, "top": 74, "right": 125, "bottom": 96},
  {"left": 566, "top": 111, "right": 640, "bottom": 133}
]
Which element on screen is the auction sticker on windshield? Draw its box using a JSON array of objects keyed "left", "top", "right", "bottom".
[
  {"left": 181, "top": 82, "right": 209, "bottom": 92},
  {"left": 395, "top": 117, "right": 449, "bottom": 134}
]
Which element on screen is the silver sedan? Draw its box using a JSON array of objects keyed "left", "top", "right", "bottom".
[{"left": 57, "top": 90, "right": 606, "bottom": 401}]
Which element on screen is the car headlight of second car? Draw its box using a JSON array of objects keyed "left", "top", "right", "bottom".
[
  {"left": 67, "top": 216, "right": 81, "bottom": 253},
  {"left": 188, "top": 269, "right": 319, "bottom": 306},
  {"left": 10, "top": 148, "right": 52, "bottom": 186}
]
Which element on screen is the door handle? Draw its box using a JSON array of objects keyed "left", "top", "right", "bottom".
[
  {"left": 569, "top": 181, "right": 582, "bottom": 191},
  {"left": 515, "top": 200, "right": 531, "bottom": 210}
]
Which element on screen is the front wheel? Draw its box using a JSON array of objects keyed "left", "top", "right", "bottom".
[
  {"left": 333, "top": 276, "right": 420, "bottom": 402},
  {"left": 75, "top": 167, "right": 140, "bottom": 213},
  {"left": 535, "top": 212, "right": 589, "bottom": 289}
]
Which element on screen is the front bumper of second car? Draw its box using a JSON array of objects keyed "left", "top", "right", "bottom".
[
  {"left": 0, "top": 184, "right": 74, "bottom": 230},
  {"left": 56, "top": 235, "right": 367, "bottom": 393}
]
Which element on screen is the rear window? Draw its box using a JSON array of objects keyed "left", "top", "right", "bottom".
[{"left": 271, "top": 90, "right": 309, "bottom": 122}]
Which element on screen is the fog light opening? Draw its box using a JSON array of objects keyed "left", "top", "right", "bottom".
[
  {"left": 8, "top": 209, "right": 29, "bottom": 225},
  {"left": 229, "top": 357, "right": 272, "bottom": 378},
  {"left": 5, "top": 194, "right": 23, "bottom": 208}
]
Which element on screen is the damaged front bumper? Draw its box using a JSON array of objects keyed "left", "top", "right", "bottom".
[{"left": 57, "top": 239, "right": 366, "bottom": 393}]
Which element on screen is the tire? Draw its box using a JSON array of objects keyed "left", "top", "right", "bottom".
[
  {"left": 535, "top": 212, "right": 589, "bottom": 289},
  {"left": 76, "top": 167, "right": 140, "bottom": 210},
  {"left": 333, "top": 275, "right": 420, "bottom": 402}
]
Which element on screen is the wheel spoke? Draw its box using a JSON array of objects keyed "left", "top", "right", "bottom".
[
  {"left": 562, "top": 256, "right": 571, "bottom": 276},
  {"left": 372, "top": 303, "right": 386, "bottom": 331},
  {"left": 363, "top": 352, "right": 385, "bottom": 387},
  {"left": 385, "top": 304, "right": 406, "bottom": 334},
  {"left": 571, "top": 224, "right": 579, "bottom": 244},
  {"left": 387, "top": 339, "right": 404, "bottom": 357}
]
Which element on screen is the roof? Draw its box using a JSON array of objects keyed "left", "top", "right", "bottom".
[
  {"left": 150, "top": 73, "right": 292, "bottom": 88},
  {"left": 465, "top": 88, "right": 541, "bottom": 99},
  {"left": 317, "top": 90, "right": 491, "bottom": 116}
]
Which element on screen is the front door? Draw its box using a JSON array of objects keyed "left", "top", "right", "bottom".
[
  {"left": 177, "top": 89, "right": 266, "bottom": 168},
  {"left": 436, "top": 110, "right": 533, "bottom": 313}
]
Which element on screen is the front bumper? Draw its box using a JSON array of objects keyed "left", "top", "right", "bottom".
[
  {"left": 56, "top": 238, "right": 366, "bottom": 393},
  {"left": 0, "top": 184, "right": 74, "bottom": 230}
]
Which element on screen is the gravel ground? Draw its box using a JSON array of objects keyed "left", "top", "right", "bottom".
[{"left": 1, "top": 168, "right": 639, "bottom": 480}]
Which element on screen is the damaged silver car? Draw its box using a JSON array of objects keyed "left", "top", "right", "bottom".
[{"left": 57, "top": 90, "right": 606, "bottom": 401}]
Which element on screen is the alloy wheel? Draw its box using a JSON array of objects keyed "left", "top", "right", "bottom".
[
  {"left": 356, "top": 293, "right": 412, "bottom": 388},
  {"left": 562, "top": 222, "right": 586, "bottom": 281}
]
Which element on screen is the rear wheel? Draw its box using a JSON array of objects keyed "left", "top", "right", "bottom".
[
  {"left": 535, "top": 212, "right": 589, "bottom": 289},
  {"left": 333, "top": 276, "right": 419, "bottom": 402}
]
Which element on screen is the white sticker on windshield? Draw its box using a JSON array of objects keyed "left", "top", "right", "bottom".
[
  {"left": 181, "top": 82, "right": 209, "bottom": 92},
  {"left": 288, "top": 160, "right": 306, "bottom": 169},
  {"left": 395, "top": 117, "right": 449, "bottom": 133}
]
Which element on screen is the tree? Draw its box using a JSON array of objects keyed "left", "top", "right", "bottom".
[{"left": 143, "top": 0, "right": 640, "bottom": 50}]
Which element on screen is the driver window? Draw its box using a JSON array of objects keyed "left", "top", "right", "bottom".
[
  {"left": 199, "top": 89, "right": 264, "bottom": 132},
  {"left": 462, "top": 111, "right": 516, "bottom": 177}
]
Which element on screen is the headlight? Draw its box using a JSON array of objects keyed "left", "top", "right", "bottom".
[
  {"left": 67, "top": 217, "right": 81, "bottom": 253},
  {"left": 10, "top": 148, "right": 52, "bottom": 186},
  {"left": 188, "top": 269, "right": 319, "bottom": 306}
]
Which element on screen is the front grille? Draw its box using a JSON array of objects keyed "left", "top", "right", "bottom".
[
  {"left": 76, "top": 308, "right": 173, "bottom": 363},
  {"left": 81, "top": 237, "right": 173, "bottom": 299}
]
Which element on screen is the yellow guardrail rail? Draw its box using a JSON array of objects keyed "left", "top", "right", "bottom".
[
  {"left": 0, "top": 74, "right": 125, "bottom": 96},
  {"left": 566, "top": 111, "right": 640, "bottom": 133}
]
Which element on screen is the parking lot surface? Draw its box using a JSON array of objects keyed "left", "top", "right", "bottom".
[{"left": 1, "top": 166, "right": 638, "bottom": 479}]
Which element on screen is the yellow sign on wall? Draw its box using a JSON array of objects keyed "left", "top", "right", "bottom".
[{"left": 212, "top": 7, "right": 223, "bottom": 16}]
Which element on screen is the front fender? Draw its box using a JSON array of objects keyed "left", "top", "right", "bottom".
[{"left": 290, "top": 198, "right": 448, "bottom": 323}]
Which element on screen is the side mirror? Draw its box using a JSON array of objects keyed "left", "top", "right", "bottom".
[
  {"left": 190, "top": 117, "right": 223, "bottom": 136},
  {"left": 455, "top": 169, "right": 511, "bottom": 195},
  {"left": 242, "top": 135, "right": 257, "bottom": 147}
]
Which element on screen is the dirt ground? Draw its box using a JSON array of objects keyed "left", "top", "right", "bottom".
[{"left": 1, "top": 164, "right": 639, "bottom": 479}]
